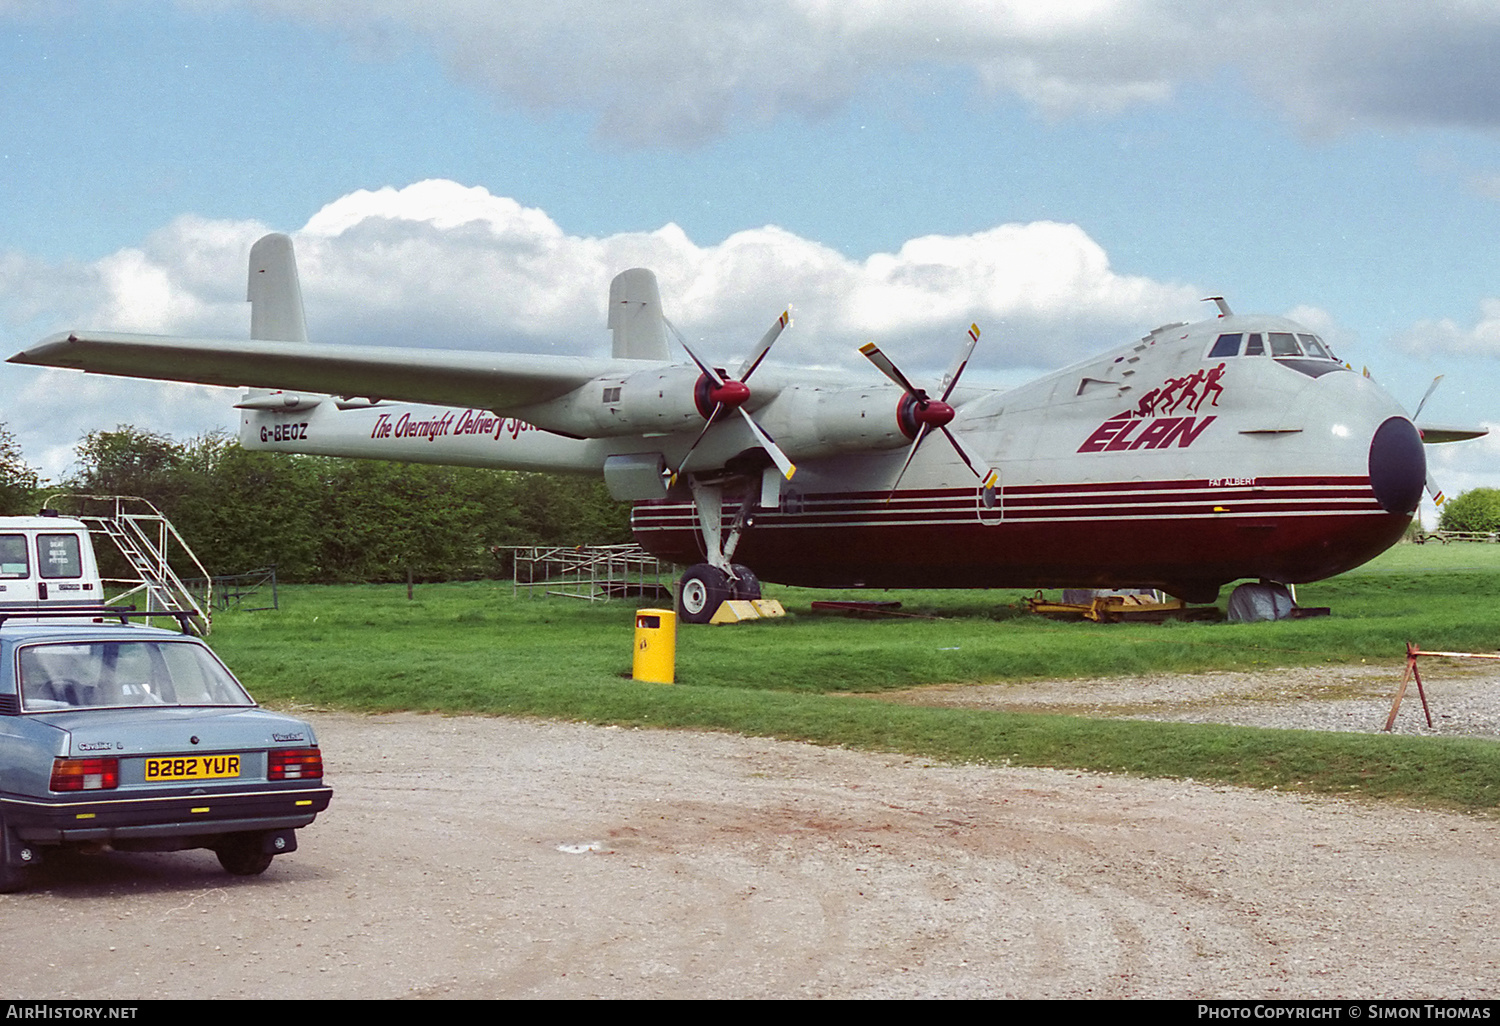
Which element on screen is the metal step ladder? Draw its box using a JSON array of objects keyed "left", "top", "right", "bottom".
[{"left": 43, "top": 494, "right": 213, "bottom": 634}]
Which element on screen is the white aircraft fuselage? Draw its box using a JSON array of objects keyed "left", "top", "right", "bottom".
[
  {"left": 12, "top": 234, "right": 1450, "bottom": 613},
  {"left": 231, "top": 315, "right": 1420, "bottom": 603}
]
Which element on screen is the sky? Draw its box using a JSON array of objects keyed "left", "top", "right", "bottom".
[{"left": 2, "top": 0, "right": 1499, "bottom": 527}]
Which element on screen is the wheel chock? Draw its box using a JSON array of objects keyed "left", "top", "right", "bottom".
[{"left": 708, "top": 599, "right": 787, "bottom": 624}]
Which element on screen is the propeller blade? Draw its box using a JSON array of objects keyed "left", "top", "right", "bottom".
[
  {"left": 1413, "top": 374, "right": 1444, "bottom": 422},
  {"left": 736, "top": 407, "right": 797, "bottom": 480},
  {"left": 884, "top": 424, "right": 930, "bottom": 502},
  {"left": 859, "top": 342, "right": 926, "bottom": 400},
  {"left": 670, "top": 402, "right": 727, "bottom": 484},
  {"left": 939, "top": 324, "right": 981, "bottom": 403},
  {"left": 1427, "top": 471, "right": 1447, "bottom": 509},
  {"left": 739, "top": 309, "right": 790, "bottom": 382},
  {"left": 940, "top": 425, "right": 999, "bottom": 490},
  {"left": 663, "top": 316, "right": 725, "bottom": 386}
]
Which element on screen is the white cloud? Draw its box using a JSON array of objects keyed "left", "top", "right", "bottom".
[
  {"left": 225, "top": 0, "right": 1500, "bottom": 144},
  {"left": 3, "top": 369, "right": 237, "bottom": 484},
  {"left": 242, "top": 180, "right": 1205, "bottom": 369},
  {"left": 1398, "top": 298, "right": 1500, "bottom": 358},
  {"left": 2, "top": 178, "right": 1201, "bottom": 475}
]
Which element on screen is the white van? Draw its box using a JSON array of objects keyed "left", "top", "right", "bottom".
[{"left": 0, "top": 515, "right": 105, "bottom": 611}]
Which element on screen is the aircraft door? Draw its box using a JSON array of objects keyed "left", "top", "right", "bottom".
[{"left": 976, "top": 470, "right": 1002, "bottom": 525}]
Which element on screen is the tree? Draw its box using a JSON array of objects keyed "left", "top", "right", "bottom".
[
  {"left": 1438, "top": 488, "right": 1500, "bottom": 534},
  {"left": 170, "top": 435, "right": 325, "bottom": 577},
  {"left": 0, "top": 422, "right": 39, "bottom": 516},
  {"left": 57, "top": 427, "right": 635, "bottom": 582},
  {"left": 70, "top": 427, "right": 188, "bottom": 507}
]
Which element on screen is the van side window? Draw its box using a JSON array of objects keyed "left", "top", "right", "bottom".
[
  {"left": 38, "top": 534, "right": 82, "bottom": 579},
  {"left": 0, "top": 535, "right": 27, "bottom": 577}
]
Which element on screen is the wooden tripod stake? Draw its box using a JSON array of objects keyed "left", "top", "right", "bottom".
[
  {"left": 1385, "top": 642, "right": 1433, "bottom": 732},
  {"left": 1385, "top": 643, "right": 1500, "bottom": 732}
]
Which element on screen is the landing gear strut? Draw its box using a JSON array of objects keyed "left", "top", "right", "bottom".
[{"left": 676, "top": 475, "right": 763, "bottom": 624}]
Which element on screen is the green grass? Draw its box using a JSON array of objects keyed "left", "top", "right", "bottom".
[{"left": 205, "top": 542, "right": 1500, "bottom": 811}]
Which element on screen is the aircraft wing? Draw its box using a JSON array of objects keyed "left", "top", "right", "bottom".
[
  {"left": 9, "top": 331, "right": 630, "bottom": 410},
  {"left": 1416, "top": 423, "right": 1489, "bottom": 443}
]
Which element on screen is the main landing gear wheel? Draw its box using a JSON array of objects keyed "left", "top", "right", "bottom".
[
  {"left": 678, "top": 564, "right": 731, "bottom": 624},
  {"left": 729, "top": 564, "right": 761, "bottom": 600}
]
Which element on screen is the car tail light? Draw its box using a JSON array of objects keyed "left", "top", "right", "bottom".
[
  {"left": 268, "top": 748, "right": 322, "bottom": 780},
  {"left": 51, "top": 757, "right": 119, "bottom": 791}
]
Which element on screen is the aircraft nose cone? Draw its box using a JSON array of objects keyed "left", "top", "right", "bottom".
[{"left": 1368, "top": 416, "right": 1425, "bottom": 514}]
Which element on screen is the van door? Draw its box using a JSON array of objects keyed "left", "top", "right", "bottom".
[
  {"left": 37, "top": 532, "right": 90, "bottom": 606},
  {"left": 0, "top": 532, "right": 35, "bottom": 605}
]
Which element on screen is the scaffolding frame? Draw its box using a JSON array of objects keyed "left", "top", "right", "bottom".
[{"left": 509, "top": 544, "right": 672, "bottom": 602}]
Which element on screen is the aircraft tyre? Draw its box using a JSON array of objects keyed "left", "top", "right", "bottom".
[
  {"left": 729, "top": 564, "right": 761, "bottom": 601},
  {"left": 215, "top": 832, "right": 275, "bottom": 876},
  {"left": 679, "top": 564, "right": 731, "bottom": 624}
]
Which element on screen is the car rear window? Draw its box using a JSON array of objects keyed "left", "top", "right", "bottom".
[{"left": 17, "top": 640, "right": 255, "bottom": 711}]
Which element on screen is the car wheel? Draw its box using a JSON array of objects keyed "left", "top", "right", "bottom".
[
  {"left": 216, "top": 834, "right": 274, "bottom": 876},
  {"left": 678, "top": 564, "right": 730, "bottom": 624},
  {"left": 0, "top": 815, "right": 34, "bottom": 893},
  {"left": 0, "top": 861, "right": 27, "bottom": 893}
]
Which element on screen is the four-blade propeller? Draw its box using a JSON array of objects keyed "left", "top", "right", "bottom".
[
  {"left": 665, "top": 310, "right": 796, "bottom": 485},
  {"left": 860, "top": 324, "right": 998, "bottom": 499}
]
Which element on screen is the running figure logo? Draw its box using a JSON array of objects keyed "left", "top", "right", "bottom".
[{"left": 1079, "top": 363, "right": 1227, "bottom": 454}]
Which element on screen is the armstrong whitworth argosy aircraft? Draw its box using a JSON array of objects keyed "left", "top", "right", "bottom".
[{"left": 9, "top": 234, "right": 1485, "bottom": 621}]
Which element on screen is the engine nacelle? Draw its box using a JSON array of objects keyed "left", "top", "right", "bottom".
[
  {"left": 511, "top": 365, "right": 711, "bottom": 437},
  {"left": 754, "top": 385, "right": 910, "bottom": 459}
]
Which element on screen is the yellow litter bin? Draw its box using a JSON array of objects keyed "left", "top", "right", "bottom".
[{"left": 632, "top": 608, "right": 676, "bottom": 684}]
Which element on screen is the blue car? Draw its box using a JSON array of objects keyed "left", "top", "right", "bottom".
[{"left": 0, "top": 611, "right": 331, "bottom": 891}]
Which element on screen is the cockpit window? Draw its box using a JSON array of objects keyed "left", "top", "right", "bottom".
[
  {"left": 1207, "top": 329, "right": 1337, "bottom": 362},
  {"left": 1268, "top": 332, "right": 1302, "bottom": 357},
  {"left": 1208, "top": 333, "right": 1242, "bottom": 358},
  {"left": 1298, "top": 334, "right": 1334, "bottom": 360}
]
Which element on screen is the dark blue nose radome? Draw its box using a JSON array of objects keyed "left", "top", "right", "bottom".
[{"left": 1368, "top": 416, "right": 1426, "bottom": 515}]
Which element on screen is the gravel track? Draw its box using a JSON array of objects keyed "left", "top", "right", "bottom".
[{"left": 2, "top": 667, "right": 1498, "bottom": 1000}]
